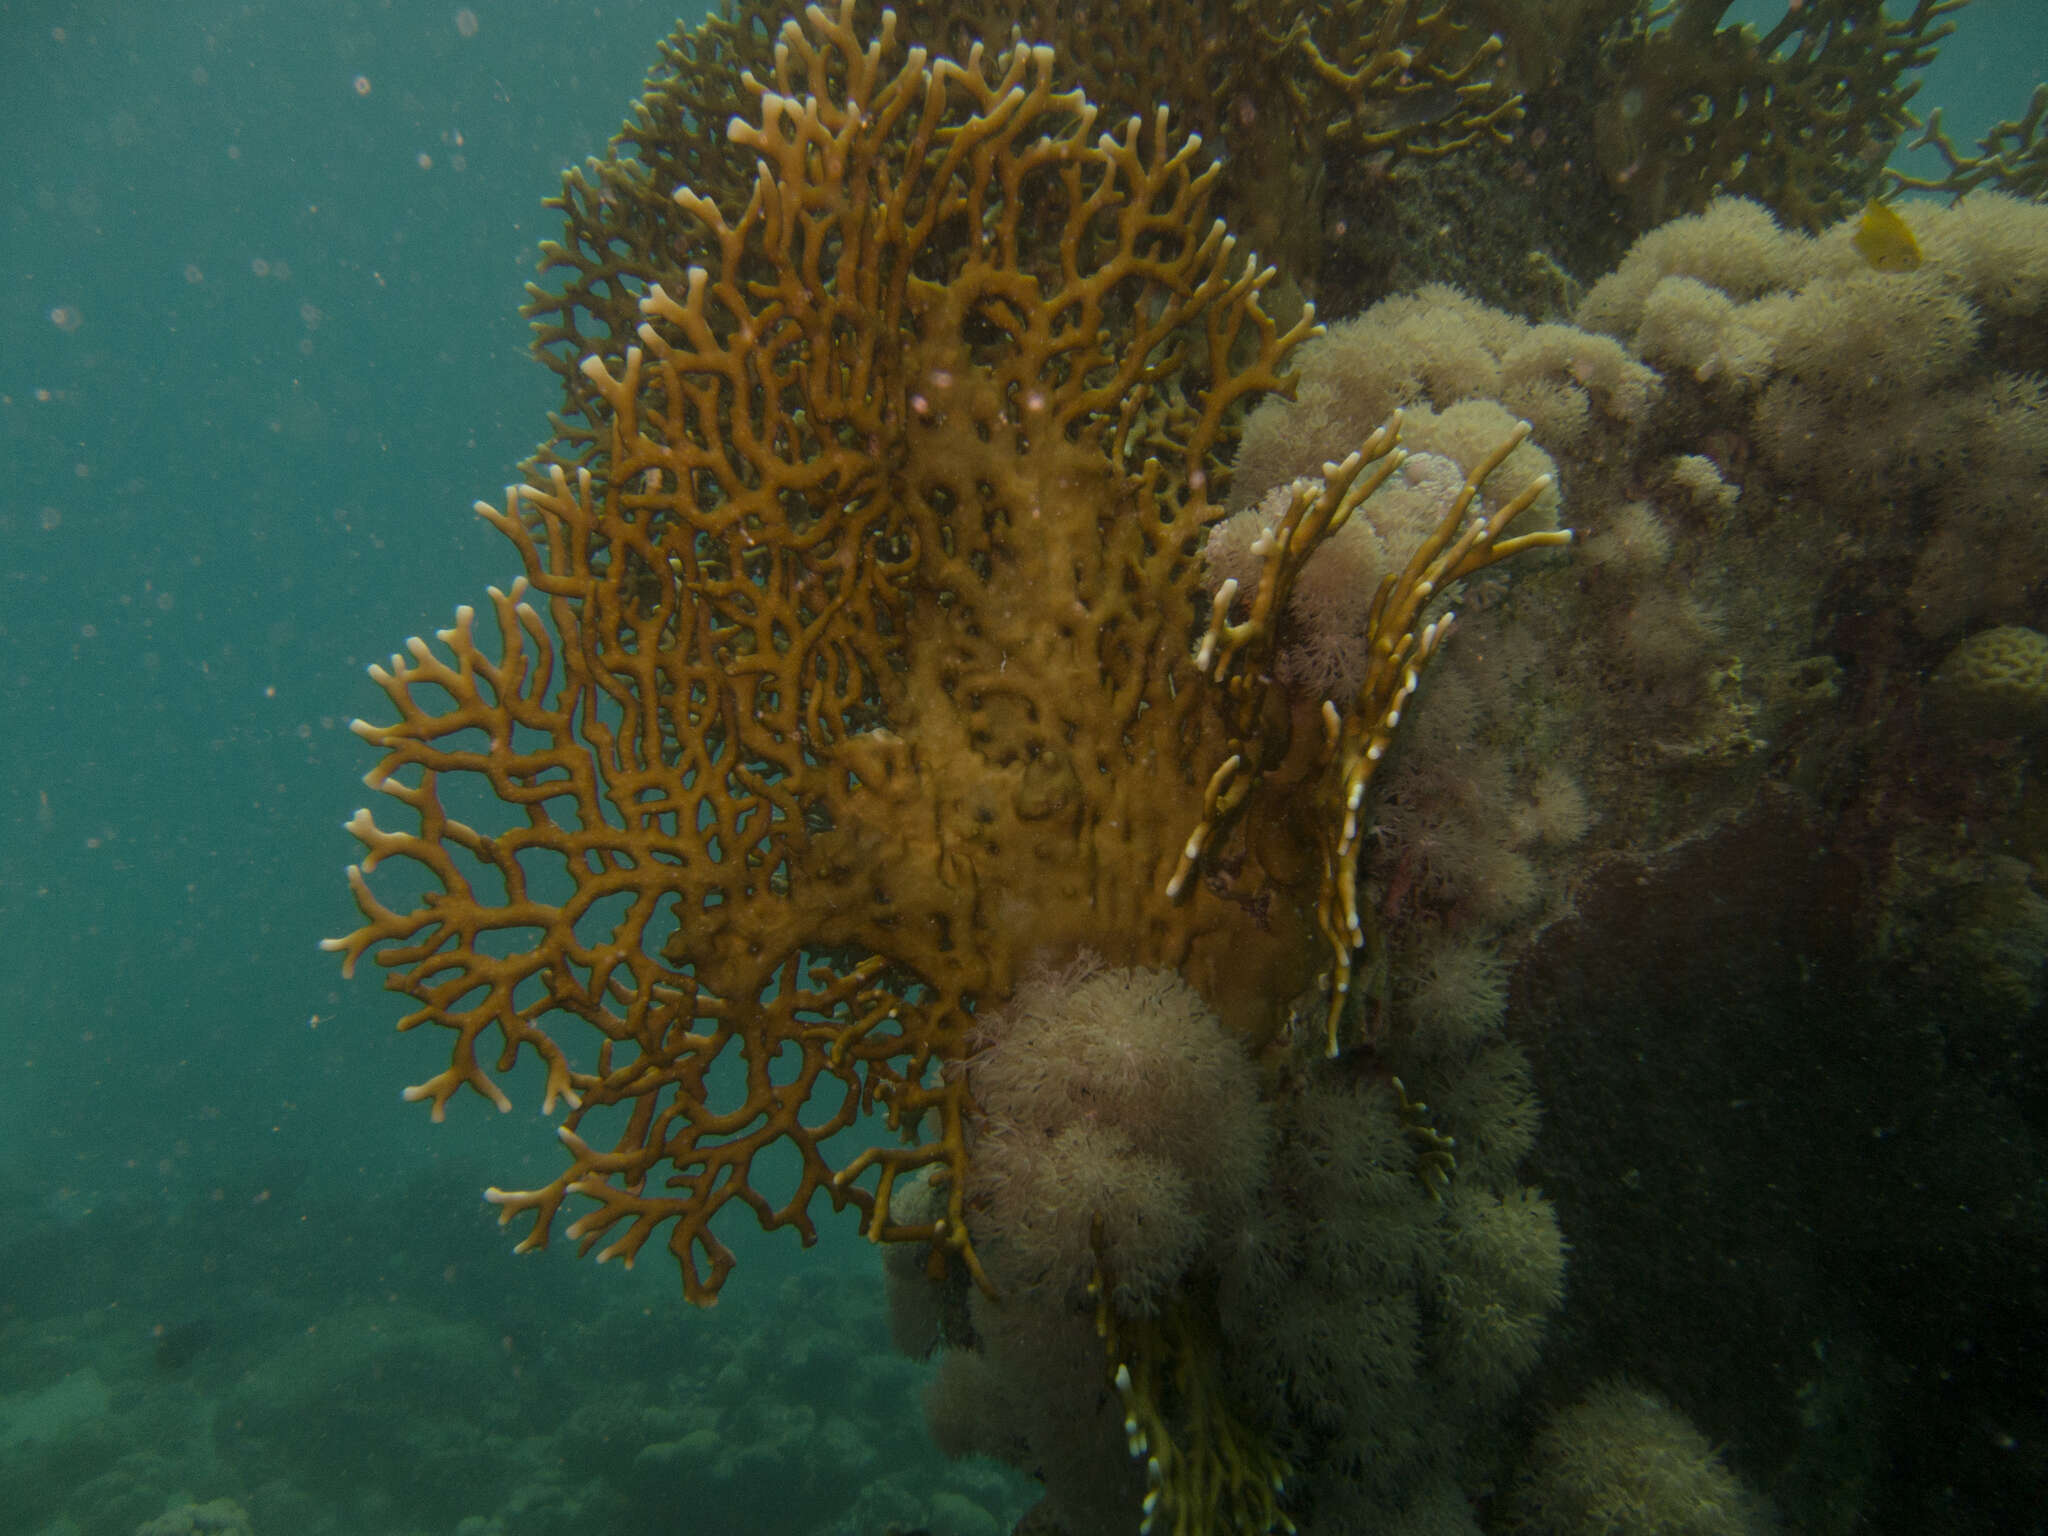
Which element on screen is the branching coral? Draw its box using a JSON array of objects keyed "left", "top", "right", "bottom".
[
  {"left": 882, "top": 1, "right": 1525, "bottom": 295},
  {"left": 1092, "top": 1270, "right": 1297, "bottom": 1536},
  {"left": 323, "top": 1, "right": 2048, "bottom": 1529},
  {"left": 1184, "top": 409, "right": 1567, "bottom": 1052},
  {"left": 525, "top": 7, "right": 768, "bottom": 457},
  {"left": 331, "top": 0, "right": 1568, "bottom": 1312},
  {"left": 329, "top": 0, "right": 1336, "bottom": 1304},
  {"left": 534, "top": 0, "right": 1523, "bottom": 378},
  {"left": 1249, "top": 0, "right": 1525, "bottom": 163},
  {"left": 1590, "top": 0, "right": 1965, "bottom": 228},
  {"left": 1890, "top": 81, "right": 2048, "bottom": 204}
]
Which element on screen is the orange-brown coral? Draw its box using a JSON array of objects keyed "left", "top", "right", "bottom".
[
  {"left": 1891, "top": 81, "right": 2048, "bottom": 204},
  {"left": 530, "top": 0, "right": 1522, "bottom": 396},
  {"left": 1590, "top": 0, "right": 1964, "bottom": 229},
  {"left": 330, "top": 0, "right": 1331, "bottom": 1304},
  {"left": 1178, "top": 418, "right": 1566, "bottom": 1052},
  {"left": 329, "top": 0, "right": 1562, "bottom": 1321}
]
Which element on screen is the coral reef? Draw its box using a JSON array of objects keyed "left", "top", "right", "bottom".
[
  {"left": 1575, "top": 191, "right": 2048, "bottom": 644},
  {"left": 332, "top": 0, "right": 1337, "bottom": 1304},
  {"left": 530, "top": 0, "right": 1524, "bottom": 383},
  {"left": 324, "top": 0, "right": 2048, "bottom": 1532},
  {"left": 1211, "top": 1042, "right": 1564, "bottom": 1527},
  {"left": 0, "top": 1164, "right": 1025, "bottom": 1536},
  {"left": 536, "top": 0, "right": 1973, "bottom": 342},
  {"left": 1585, "top": 0, "right": 1963, "bottom": 229},
  {"left": 904, "top": 1007, "right": 1563, "bottom": 1534},
  {"left": 330, "top": 0, "right": 1558, "bottom": 1314}
]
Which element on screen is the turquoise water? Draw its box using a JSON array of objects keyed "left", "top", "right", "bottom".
[
  {"left": 1, "top": 6, "right": 1020, "bottom": 1533},
  {"left": 1, "top": 4, "right": 2042, "bottom": 1535}
]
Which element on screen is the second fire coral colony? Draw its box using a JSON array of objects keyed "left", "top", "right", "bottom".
[{"left": 327, "top": 2, "right": 2047, "bottom": 1533}]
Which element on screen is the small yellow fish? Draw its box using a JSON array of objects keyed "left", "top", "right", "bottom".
[{"left": 1854, "top": 199, "right": 1923, "bottom": 272}]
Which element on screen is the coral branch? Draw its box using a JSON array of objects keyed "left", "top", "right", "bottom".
[
  {"left": 1317, "top": 421, "right": 1564, "bottom": 1053},
  {"left": 1174, "top": 412, "right": 1566, "bottom": 1055},
  {"left": 1890, "top": 82, "right": 2048, "bottom": 203},
  {"left": 1091, "top": 1252, "right": 1295, "bottom": 1536}
]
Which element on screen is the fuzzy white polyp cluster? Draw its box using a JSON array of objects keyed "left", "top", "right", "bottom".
[{"left": 960, "top": 952, "right": 1273, "bottom": 1315}]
